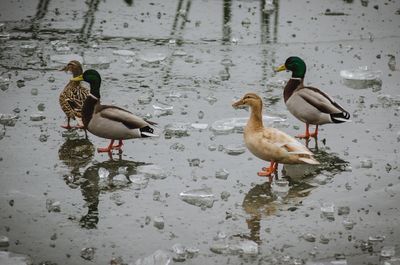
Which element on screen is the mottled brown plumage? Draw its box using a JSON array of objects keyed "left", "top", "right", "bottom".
[{"left": 59, "top": 60, "right": 89, "bottom": 129}]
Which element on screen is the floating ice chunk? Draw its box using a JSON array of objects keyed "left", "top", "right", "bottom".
[
  {"left": 138, "top": 95, "right": 152, "bottom": 104},
  {"left": 210, "top": 243, "right": 229, "bottom": 254},
  {"left": 224, "top": 144, "right": 246, "bottom": 155},
  {"left": 360, "top": 159, "right": 373, "bottom": 168},
  {"left": 338, "top": 206, "right": 350, "bottom": 216},
  {"left": 381, "top": 246, "right": 395, "bottom": 258},
  {"left": 0, "top": 251, "right": 33, "bottom": 265},
  {"left": 180, "top": 187, "right": 217, "bottom": 208},
  {"left": 368, "top": 235, "right": 385, "bottom": 242},
  {"left": 221, "top": 58, "right": 234, "bottom": 66},
  {"left": 113, "top": 49, "right": 136, "bottom": 56},
  {"left": 211, "top": 116, "right": 285, "bottom": 134},
  {"left": 164, "top": 123, "right": 189, "bottom": 138},
  {"left": 321, "top": 202, "right": 335, "bottom": 219},
  {"left": 112, "top": 174, "right": 129, "bottom": 187},
  {"left": 215, "top": 168, "right": 229, "bottom": 180},
  {"left": 0, "top": 236, "right": 9, "bottom": 247},
  {"left": 302, "top": 233, "right": 316, "bottom": 242},
  {"left": 153, "top": 104, "right": 173, "bottom": 117},
  {"left": 229, "top": 240, "right": 259, "bottom": 255},
  {"left": 46, "top": 199, "right": 61, "bottom": 212},
  {"left": 80, "top": 247, "right": 95, "bottom": 261},
  {"left": 129, "top": 175, "right": 149, "bottom": 190},
  {"left": 271, "top": 180, "right": 290, "bottom": 197},
  {"left": 340, "top": 66, "right": 381, "bottom": 81},
  {"left": 136, "top": 165, "right": 166, "bottom": 179},
  {"left": 135, "top": 249, "right": 171, "bottom": 265},
  {"left": 84, "top": 56, "right": 110, "bottom": 69},
  {"left": 98, "top": 167, "right": 110, "bottom": 179},
  {"left": 50, "top": 54, "right": 83, "bottom": 65},
  {"left": 51, "top": 40, "right": 71, "bottom": 53},
  {"left": 0, "top": 77, "right": 10, "bottom": 91},
  {"left": 342, "top": 219, "right": 355, "bottom": 230},
  {"left": 388, "top": 55, "right": 396, "bottom": 71},
  {"left": 0, "top": 114, "right": 17, "bottom": 127},
  {"left": 172, "top": 243, "right": 186, "bottom": 262},
  {"left": 20, "top": 43, "right": 37, "bottom": 56},
  {"left": 172, "top": 50, "right": 187, "bottom": 56},
  {"left": 262, "top": 0, "right": 275, "bottom": 14},
  {"left": 190, "top": 123, "right": 208, "bottom": 130},
  {"left": 139, "top": 52, "right": 167, "bottom": 63},
  {"left": 153, "top": 216, "right": 164, "bottom": 230},
  {"left": 210, "top": 239, "right": 258, "bottom": 256}
]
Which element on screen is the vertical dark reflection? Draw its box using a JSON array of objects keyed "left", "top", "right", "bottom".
[
  {"left": 80, "top": 0, "right": 100, "bottom": 42},
  {"left": 31, "top": 0, "right": 50, "bottom": 39},
  {"left": 124, "top": 0, "right": 133, "bottom": 6},
  {"left": 171, "top": 0, "right": 184, "bottom": 36},
  {"left": 222, "top": 0, "right": 232, "bottom": 44}
]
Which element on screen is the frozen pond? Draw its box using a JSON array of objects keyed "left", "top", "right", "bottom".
[{"left": 0, "top": 0, "right": 399, "bottom": 264}]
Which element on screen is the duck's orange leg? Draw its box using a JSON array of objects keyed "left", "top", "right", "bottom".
[
  {"left": 112, "top": 140, "right": 124, "bottom": 150},
  {"left": 97, "top": 140, "right": 115, "bottom": 153},
  {"left": 296, "top": 123, "right": 311, "bottom": 139},
  {"left": 309, "top": 125, "right": 318, "bottom": 138},
  {"left": 258, "top": 161, "right": 278, "bottom": 182},
  {"left": 61, "top": 117, "right": 72, "bottom": 129}
]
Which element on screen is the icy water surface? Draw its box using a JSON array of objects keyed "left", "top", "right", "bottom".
[{"left": 0, "top": 0, "right": 400, "bottom": 264}]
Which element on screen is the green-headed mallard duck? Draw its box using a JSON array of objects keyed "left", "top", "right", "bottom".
[
  {"left": 275, "top": 56, "right": 350, "bottom": 139},
  {"left": 71, "top": 69, "right": 158, "bottom": 153},
  {"left": 232, "top": 93, "right": 319, "bottom": 181},
  {"left": 59, "top": 60, "right": 89, "bottom": 129}
]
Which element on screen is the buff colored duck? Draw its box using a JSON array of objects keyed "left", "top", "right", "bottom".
[
  {"left": 232, "top": 93, "right": 319, "bottom": 181},
  {"left": 59, "top": 60, "right": 89, "bottom": 129},
  {"left": 275, "top": 56, "right": 350, "bottom": 139},
  {"left": 71, "top": 69, "right": 158, "bottom": 153}
]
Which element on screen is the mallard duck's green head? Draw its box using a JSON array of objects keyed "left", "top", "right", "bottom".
[
  {"left": 275, "top": 56, "right": 306, "bottom": 78},
  {"left": 71, "top": 69, "right": 101, "bottom": 98}
]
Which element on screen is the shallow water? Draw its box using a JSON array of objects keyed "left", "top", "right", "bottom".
[{"left": 0, "top": 0, "right": 399, "bottom": 264}]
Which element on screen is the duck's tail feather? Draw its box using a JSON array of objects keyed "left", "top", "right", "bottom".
[
  {"left": 331, "top": 111, "right": 351, "bottom": 123},
  {"left": 298, "top": 157, "right": 320, "bottom": 165},
  {"left": 140, "top": 126, "right": 159, "bottom": 137}
]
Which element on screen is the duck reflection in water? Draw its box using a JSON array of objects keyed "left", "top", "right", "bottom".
[
  {"left": 59, "top": 139, "right": 146, "bottom": 229},
  {"left": 241, "top": 148, "right": 348, "bottom": 243}
]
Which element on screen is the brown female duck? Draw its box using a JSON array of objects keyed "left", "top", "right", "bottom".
[{"left": 60, "top": 60, "right": 89, "bottom": 129}]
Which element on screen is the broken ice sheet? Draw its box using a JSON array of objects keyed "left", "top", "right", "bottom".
[
  {"left": 50, "top": 54, "right": 83, "bottom": 65},
  {"left": 153, "top": 104, "right": 173, "bottom": 117},
  {"left": 84, "top": 55, "right": 110, "bottom": 69},
  {"left": 113, "top": 49, "right": 136, "bottom": 56},
  {"left": 180, "top": 187, "right": 217, "bottom": 208},
  {"left": 136, "top": 164, "right": 166, "bottom": 179},
  {"left": 135, "top": 249, "right": 171, "bottom": 265},
  {"left": 139, "top": 52, "right": 167, "bottom": 63},
  {"left": 211, "top": 116, "right": 285, "bottom": 135}
]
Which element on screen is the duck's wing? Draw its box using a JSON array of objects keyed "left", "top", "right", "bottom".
[
  {"left": 298, "top": 86, "right": 348, "bottom": 114},
  {"left": 263, "top": 128, "right": 313, "bottom": 155},
  {"left": 97, "top": 105, "right": 152, "bottom": 129}
]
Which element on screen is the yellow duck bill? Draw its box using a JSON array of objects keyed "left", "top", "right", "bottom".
[
  {"left": 274, "top": 64, "right": 286, "bottom": 72},
  {"left": 71, "top": 74, "right": 84, "bottom": 81}
]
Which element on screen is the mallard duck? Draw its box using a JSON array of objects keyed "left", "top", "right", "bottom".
[
  {"left": 232, "top": 93, "right": 319, "bottom": 181},
  {"left": 59, "top": 60, "right": 89, "bottom": 129},
  {"left": 275, "top": 56, "right": 350, "bottom": 139},
  {"left": 71, "top": 69, "right": 158, "bottom": 153}
]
